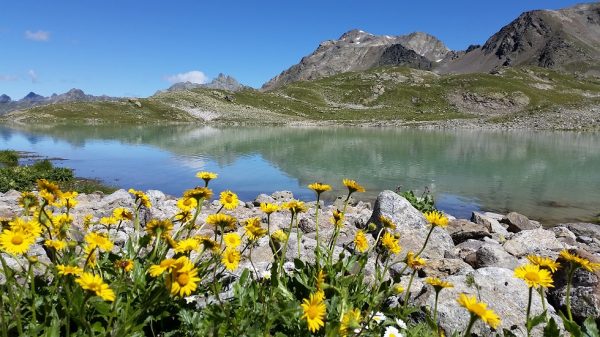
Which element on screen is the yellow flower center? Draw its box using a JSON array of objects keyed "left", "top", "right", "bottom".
[
  {"left": 306, "top": 306, "right": 319, "bottom": 319},
  {"left": 525, "top": 271, "right": 541, "bottom": 282},
  {"left": 11, "top": 234, "right": 24, "bottom": 245},
  {"left": 177, "top": 273, "right": 189, "bottom": 285},
  {"left": 227, "top": 254, "right": 235, "bottom": 263}
]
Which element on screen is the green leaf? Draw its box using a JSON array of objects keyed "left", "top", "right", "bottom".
[
  {"left": 560, "top": 311, "right": 583, "bottom": 337},
  {"left": 584, "top": 317, "right": 600, "bottom": 337},
  {"left": 293, "top": 258, "right": 305, "bottom": 269},
  {"left": 543, "top": 318, "right": 561, "bottom": 337},
  {"left": 527, "top": 310, "right": 547, "bottom": 331},
  {"left": 502, "top": 329, "right": 518, "bottom": 337}
]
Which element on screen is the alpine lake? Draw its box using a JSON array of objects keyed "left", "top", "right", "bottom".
[{"left": 1, "top": 124, "right": 599, "bottom": 225}]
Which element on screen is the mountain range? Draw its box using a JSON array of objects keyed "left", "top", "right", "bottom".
[
  {"left": 1, "top": 2, "right": 599, "bottom": 126},
  {"left": 0, "top": 89, "right": 114, "bottom": 114}
]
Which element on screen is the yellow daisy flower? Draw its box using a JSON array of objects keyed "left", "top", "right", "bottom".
[
  {"left": 424, "top": 210, "right": 449, "bottom": 228},
  {"left": 244, "top": 218, "right": 267, "bottom": 241},
  {"left": 271, "top": 229, "right": 287, "bottom": 243},
  {"left": 44, "top": 239, "right": 67, "bottom": 251},
  {"left": 527, "top": 255, "right": 560, "bottom": 273},
  {"left": 381, "top": 232, "right": 401, "bottom": 255},
  {"left": 166, "top": 260, "right": 201, "bottom": 297},
  {"left": 354, "top": 230, "right": 369, "bottom": 253},
  {"left": 56, "top": 264, "right": 83, "bottom": 276},
  {"left": 379, "top": 215, "right": 397, "bottom": 230},
  {"left": 205, "top": 213, "right": 237, "bottom": 231},
  {"left": 221, "top": 248, "right": 241, "bottom": 271},
  {"left": 9, "top": 217, "right": 42, "bottom": 237},
  {"left": 514, "top": 263, "right": 554, "bottom": 289},
  {"left": 457, "top": 293, "right": 501, "bottom": 329},
  {"left": 176, "top": 197, "right": 198, "bottom": 213},
  {"left": 75, "top": 272, "right": 115, "bottom": 302},
  {"left": 59, "top": 191, "right": 78, "bottom": 209},
  {"left": 330, "top": 209, "right": 345, "bottom": 228},
  {"left": 308, "top": 182, "right": 332, "bottom": 195},
  {"left": 219, "top": 190, "right": 239, "bottom": 210},
  {"left": 149, "top": 258, "right": 178, "bottom": 277},
  {"left": 300, "top": 292, "right": 326, "bottom": 333},
  {"left": 342, "top": 178, "right": 365, "bottom": 194},
  {"left": 559, "top": 250, "right": 600, "bottom": 272},
  {"left": 223, "top": 232, "right": 242, "bottom": 248},
  {"left": 0, "top": 229, "right": 35, "bottom": 255},
  {"left": 112, "top": 207, "right": 133, "bottom": 221},
  {"left": 196, "top": 171, "right": 218, "bottom": 186},
  {"left": 128, "top": 189, "right": 152, "bottom": 208},
  {"left": 406, "top": 251, "right": 426, "bottom": 270},
  {"left": 425, "top": 277, "right": 454, "bottom": 292},
  {"left": 84, "top": 232, "right": 113, "bottom": 252},
  {"left": 18, "top": 191, "right": 38, "bottom": 212},
  {"left": 260, "top": 202, "right": 279, "bottom": 215},
  {"left": 115, "top": 259, "right": 134, "bottom": 272},
  {"left": 283, "top": 200, "right": 307, "bottom": 214},
  {"left": 174, "top": 238, "right": 200, "bottom": 254},
  {"left": 146, "top": 219, "right": 174, "bottom": 237},
  {"left": 183, "top": 187, "right": 213, "bottom": 201}
]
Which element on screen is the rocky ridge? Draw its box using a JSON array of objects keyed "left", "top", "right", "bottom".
[
  {"left": 165, "top": 73, "right": 249, "bottom": 93},
  {"left": 0, "top": 89, "right": 115, "bottom": 114},
  {"left": 1, "top": 188, "right": 598, "bottom": 336}
]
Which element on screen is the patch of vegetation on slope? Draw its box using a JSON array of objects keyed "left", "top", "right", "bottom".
[{"left": 2, "top": 66, "right": 599, "bottom": 125}]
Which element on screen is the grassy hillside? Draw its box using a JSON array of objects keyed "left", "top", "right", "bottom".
[{"left": 1, "top": 66, "right": 599, "bottom": 126}]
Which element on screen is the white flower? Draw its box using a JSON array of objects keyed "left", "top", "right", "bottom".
[
  {"left": 261, "top": 270, "right": 271, "bottom": 280},
  {"left": 184, "top": 295, "right": 197, "bottom": 304},
  {"left": 395, "top": 318, "right": 407, "bottom": 330},
  {"left": 372, "top": 311, "right": 386, "bottom": 324},
  {"left": 384, "top": 326, "right": 403, "bottom": 337}
]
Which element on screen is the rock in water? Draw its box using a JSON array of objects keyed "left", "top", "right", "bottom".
[{"left": 504, "top": 212, "right": 541, "bottom": 232}]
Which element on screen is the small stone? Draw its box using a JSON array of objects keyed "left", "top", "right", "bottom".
[{"left": 503, "top": 212, "right": 541, "bottom": 233}]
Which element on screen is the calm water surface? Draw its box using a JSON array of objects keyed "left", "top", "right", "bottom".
[{"left": 1, "top": 125, "right": 599, "bottom": 224}]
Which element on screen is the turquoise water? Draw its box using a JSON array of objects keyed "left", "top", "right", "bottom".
[{"left": 1, "top": 125, "right": 599, "bottom": 224}]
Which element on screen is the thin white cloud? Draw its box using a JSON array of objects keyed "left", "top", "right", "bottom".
[
  {"left": 27, "top": 69, "right": 38, "bottom": 83},
  {"left": 165, "top": 70, "right": 209, "bottom": 84},
  {"left": 0, "top": 74, "right": 18, "bottom": 81},
  {"left": 25, "top": 30, "right": 50, "bottom": 42}
]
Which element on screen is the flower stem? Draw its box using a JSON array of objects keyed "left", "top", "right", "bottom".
[
  {"left": 402, "top": 270, "right": 417, "bottom": 311},
  {"left": 433, "top": 290, "right": 440, "bottom": 326},
  {"left": 565, "top": 265, "right": 576, "bottom": 321},
  {"left": 463, "top": 315, "right": 477, "bottom": 337},
  {"left": 526, "top": 287, "right": 533, "bottom": 337},
  {"left": 415, "top": 226, "right": 434, "bottom": 258}
]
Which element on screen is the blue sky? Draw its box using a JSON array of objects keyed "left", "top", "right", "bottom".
[{"left": 0, "top": 0, "right": 585, "bottom": 98}]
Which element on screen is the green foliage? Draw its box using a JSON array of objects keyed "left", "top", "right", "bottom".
[
  {"left": 0, "top": 151, "right": 114, "bottom": 193},
  {"left": 399, "top": 189, "right": 436, "bottom": 213},
  {"left": 0, "top": 149, "right": 19, "bottom": 167}
]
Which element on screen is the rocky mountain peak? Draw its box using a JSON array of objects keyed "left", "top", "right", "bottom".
[
  {"left": 165, "top": 73, "right": 248, "bottom": 93},
  {"left": 0, "top": 94, "right": 11, "bottom": 103},
  {"left": 22, "top": 92, "right": 45, "bottom": 102}
]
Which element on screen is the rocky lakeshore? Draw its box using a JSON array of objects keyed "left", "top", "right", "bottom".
[{"left": 1, "top": 188, "right": 599, "bottom": 336}]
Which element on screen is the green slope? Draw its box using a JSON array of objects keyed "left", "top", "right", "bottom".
[{"left": 1, "top": 66, "right": 599, "bottom": 125}]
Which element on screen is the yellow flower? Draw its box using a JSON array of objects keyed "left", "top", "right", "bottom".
[
  {"left": 75, "top": 272, "right": 115, "bottom": 301},
  {"left": 282, "top": 200, "right": 307, "bottom": 214},
  {"left": 393, "top": 284, "right": 405, "bottom": 294},
  {"left": 221, "top": 248, "right": 241, "bottom": 271},
  {"left": 425, "top": 277, "right": 454, "bottom": 292},
  {"left": 457, "top": 293, "right": 501, "bottom": 329},
  {"left": 112, "top": 207, "right": 133, "bottom": 221},
  {"left": 100, "top": 216, "right": 118, "bottom": 226},
  {"left": 18, "top": 191, "right": 39, "bottom": 211},
  {"left": 59, "top": 191, "right": 78, "bottom": 208},
  {"left": 300, "top": 292, "right": 326, "bottom": 333},
  {"left": 83, "top": 245, "right": 98, "bottom": 267},
  {"left": 339, "top": 308, "right": 361, "bottom": 337},
  {"left": 176, "top": 197, "right": 198, "bottom": 212},
  {"left": 527, "top": 255, "right": 560, "bottom": 273},
  {"left": 330, "top": 209, "right": 345, "bottom": 228},
  {"left": 223, "top": 232, "right": 242, "bottom": 248},
  {"left": 424, "top": 210, "right": 449, "bottom": 228},
  {"left": 514, "top": 264, "right": 554, "bottom": 289},
  {"left": 196, "top": 171, "right": 218, "bottom": 185},
  {"left": 9, "top": 217, "right": 42, "bottom": 237},
  {"left": 271, "top": 229, "right": 288, "bottom": 243},
  {"left": 37, "top": 179, "right": 62, "bottom": 204},
  {"left": 128, "top": 189, "right": 152, "bottom": 208},
  {"left": 44, "top": 239, "right": 67, "bottom": 251},
  {"left": 166, "top": 260, "right": 201, "bottom": 297},
  {"left": 559, "top": 250, "right": 600, "bottom": 272},
  {"left": 308, "top": 182, "right": 332, "bottom": 195},
  {"left": 342, "top": 178, "right": 365, "bottom": 194},
  {"left": 260, "top": 202, "right": 279, "bottom": 215},
  {"left": 183, "top": 187, "right": 213, "bottom": 201},
  {"left": 197, "top": 235, "right": 221, "bottom": 253},
  {"left": 315, "top": 270, "right": 326, "bottom": 290},
  {"left": 174, "top": 238, "right": 200, "bottom": 254},
  {"left": 406, "top": 251, "right": 426, "bottom": 270},
  {"left": 115, "top": 259, "right": 134, "bottom": 272},
  {"left": 205, "top": 213, "right": 237, "bottom": 231},
  {"left": 354, "top": 230, "right": 369, "bottom": 253},
  {"left": 381, "top": 232, "right": 401, "bottom": 255},
  {"left": 219, "top": 190, "right": 239, "bottom": 210},
  {"left": 149, "top": 258, "right": 178, "bottom": 277},
  {"left": 379, "top": 215, "right": 396, "bottom": 230},
  {"left": 82, "top": 214, "right": 94, "bottom": 230},
  {"left": 146, "top": 219, "right": 174, "bottom": 237},
  {"left": 0, "top": 229, "right": 35, "bottom": 255},
  {"left": 244, "top": 218, "right": 267, "bottom": 241},
  {"left": 84, "top": 232, "right": 113, "bottom": 252},
  {"left": 57, "top": 264, "right": 83, "bottom": 276}
]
